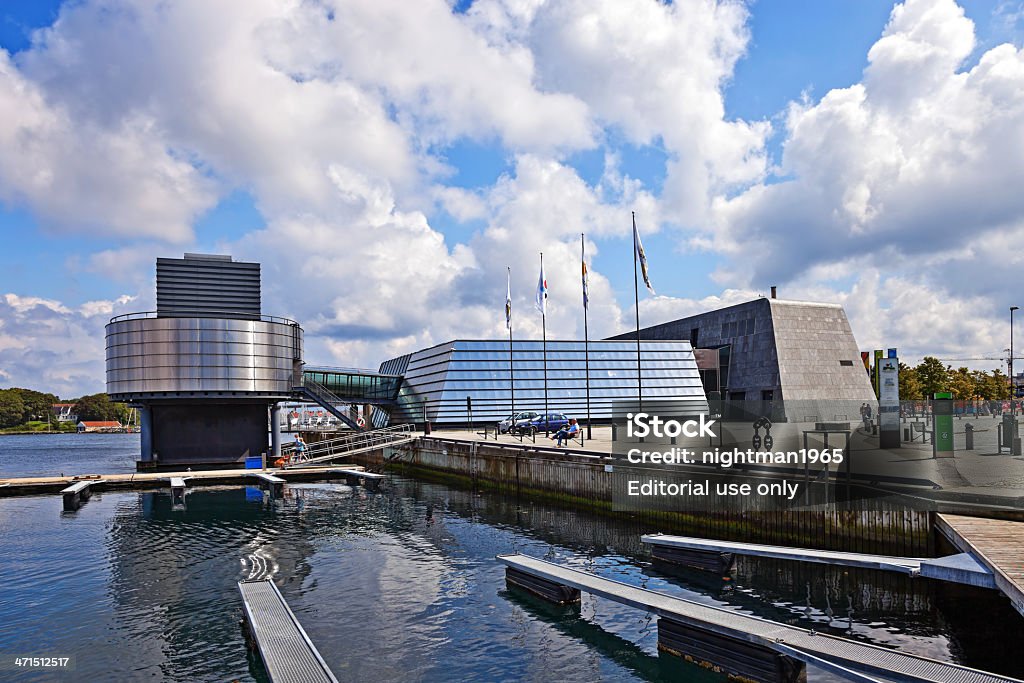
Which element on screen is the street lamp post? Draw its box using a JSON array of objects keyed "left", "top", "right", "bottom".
[{"left": 1012, "top": 306, "right": 1019, "bottom": 415}]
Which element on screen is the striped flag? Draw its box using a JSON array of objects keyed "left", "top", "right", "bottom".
[
  {"left": 505, "top": 267, "right": 512, "bottom": 330},
  {"left": 535, "top": 255, "right": 548, "bottom": 315},
  {"left": 633, "top": 214, "right": 655, "bottom": 294}
]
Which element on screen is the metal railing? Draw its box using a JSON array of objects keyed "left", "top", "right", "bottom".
[
  {"left": 285, "top": 424, "right": 417, "bottom": 468},
  {"left": 301, "top": 375, "right": 348, "bottom": 408},
  {"left": 303, "top": 364, "right": 401, "bottom": 378},
  {"left": 294, "top": 377, "right": 365, "bottom": 430},
  {"left": 109, "top": 310, "right": 299, "bottom": 325}
]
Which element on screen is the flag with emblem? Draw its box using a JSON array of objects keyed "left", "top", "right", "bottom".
[
  {"left": 633, "top": 213, "right": 654, "bottom": 294},
  {"left": 535, "top": 256, "right": 547, "bottom": 315},
  {"left": 505, "top": 267, "right": 512, "bottom": 330}
]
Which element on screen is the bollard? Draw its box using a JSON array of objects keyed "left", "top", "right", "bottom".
[
  {"left": 965, "top": 423, "right": 974, "bottom": 450},
  {"left": 1015, "top": 438, "right": 1022, "bottom": 457},
  {"left": 425, "top": 421, "right": 432, "bottom": 435},
  {"left": 904, "top": 427, "right": 910, "bottom": 442}
]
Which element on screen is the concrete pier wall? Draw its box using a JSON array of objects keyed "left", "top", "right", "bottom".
[{"left": 360, "top": 437, "right": 934, "bottom": 557}]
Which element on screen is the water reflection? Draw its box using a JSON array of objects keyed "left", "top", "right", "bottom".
[{"left": 2, "top": 475, "right": 1022, "bottom": 682}]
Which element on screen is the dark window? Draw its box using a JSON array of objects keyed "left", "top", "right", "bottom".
[
  {"left": 746, "top": 318, "right": 755, "bottom": 335},
  {"left": 839, "top": 360, "right": 854, "bottom": 366},
  {"left": 690, "top": 327, "right": 699, "bottom": 346}
]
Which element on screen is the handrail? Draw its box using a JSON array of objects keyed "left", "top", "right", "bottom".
[
  {"left": 108, "top": 310, "right": 299, "bottom": 326},
  {"left": 286, "top": 424, "right": 416, "bottom": 468},
  {"left": 302, "top": 376, "right": 349, "bottom": 406},
  {"left": 301, "top": 424, "right": 414, "bottom": 454},
  {"left": 296, "top": 378, "right": 363, "bottom": 430}
]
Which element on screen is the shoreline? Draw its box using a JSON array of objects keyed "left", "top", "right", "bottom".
[{"left": 0, "top": 430, "right": 137, "bottom": 436}]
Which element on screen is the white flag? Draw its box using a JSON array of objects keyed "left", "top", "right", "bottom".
[
  {"left": 633, "top": 214, "right": 655, "bottom": 295},
  {"left": 535, "top": 256, "right": 548, "bottom": 315},
  {"left": 505, "top": 267, "right": 512, "bottom": 330}
]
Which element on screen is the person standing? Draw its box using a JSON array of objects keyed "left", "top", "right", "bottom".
[{"left": 292, "top": 434, "right": 307, "bottom": 463}]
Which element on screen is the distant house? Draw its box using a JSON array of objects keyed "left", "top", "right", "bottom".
[
  {"left": 52, "top": 403, "right": 78, "bottom": 423},
  {"left": 77, "top": 421, "right": 122, "bottom": 433}
]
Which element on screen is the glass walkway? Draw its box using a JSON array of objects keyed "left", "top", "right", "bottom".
[{"left": 300, "top": 366, "right": 402, "bottom": 405}]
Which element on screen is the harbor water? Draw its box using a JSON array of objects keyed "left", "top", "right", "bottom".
[{"left": 1, "top": 434, "right": 1023, "bottom": 682}]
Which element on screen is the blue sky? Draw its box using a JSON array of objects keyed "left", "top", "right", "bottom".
[
  {"left": 1, "top": 0, "right": 1023, "bottom": 395},
  {"left": 0, "top": 0, "right": 1013, "bottom": 306}
]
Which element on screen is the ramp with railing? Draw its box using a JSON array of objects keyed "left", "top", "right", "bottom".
[{"left": 284, "top": 425, "right": 417, "bottom": 468}]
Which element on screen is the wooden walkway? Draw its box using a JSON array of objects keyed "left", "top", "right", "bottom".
[
  {"left": 498, "top": 554, "right": 1020, "bottom": 683},
  {"left": 937, "top": 514, "right": 1024, "bottom": 617}
]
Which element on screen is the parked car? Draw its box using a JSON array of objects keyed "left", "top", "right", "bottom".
[
  {"left": 498, "top": 411, "right": 540, "bottom": 433},
  {"left": 513, "top": 412, "right": 570, "bottom": 435}
]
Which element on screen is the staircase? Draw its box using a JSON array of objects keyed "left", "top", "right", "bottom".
[{"left": 293, "top": 377, "right": 364, "bottom": 431}]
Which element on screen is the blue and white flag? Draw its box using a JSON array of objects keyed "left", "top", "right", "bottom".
[{"left": 633, "top": 214, "right": 655, "bottom": 295}]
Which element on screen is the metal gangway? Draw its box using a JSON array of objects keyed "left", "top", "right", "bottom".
[
  {"left": 238, "top": 579, "right": 338, "bottom": 683},
  {"left": 284, "top": 424, "right": 417, "bottom": 468}
]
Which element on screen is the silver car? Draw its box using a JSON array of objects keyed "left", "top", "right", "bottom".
[{"left": 498, "top": 411, "right": 540, "bottom": 433}]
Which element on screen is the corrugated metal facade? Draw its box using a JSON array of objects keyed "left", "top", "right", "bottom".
[{"left": 156, "top": 253, "right": 261, "bottom": 319}]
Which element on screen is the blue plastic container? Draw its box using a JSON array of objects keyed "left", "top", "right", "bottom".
[{"left": 244, "top": 456, "right": 263, "bottom": 469}]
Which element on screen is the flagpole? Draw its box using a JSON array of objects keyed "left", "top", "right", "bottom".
[
  {"left": 541, "top": 252, "right": 549, "bottom": 435},
  {"left": 632, "top": 212, "right": 643, "bottom": 420},
  {"left": 508, "top": 266, "right": 515, "bottom": 430},
  {"left": 582, "top": 233, "right": 591, "bottom": 441}
]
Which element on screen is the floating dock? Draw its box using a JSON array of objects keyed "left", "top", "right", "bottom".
[
  {"left": 327, "top": 468, "right": 386, "bottom": 490},
  {"left": 497, "top": 553, "right": 1020, "bottom": 683},
  {"left": 642, "top": 533, "right": 996, "bottom": 588},
  {"left": 170, "top": 476, "right": 187, "bottom": 507},
  {"left": 238, "top": 579, "right": 338, "bottom": 683},
  {"left": 0, "top": 465, "right": 385, "bottom": 502},
  {"left": 61, "top": 479, "right": 104, "bottom": 511},
  {"left": 938, "top": 514, "right": 1024, "bottom": 617}
]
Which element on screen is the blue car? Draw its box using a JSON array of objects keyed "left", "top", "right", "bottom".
[{"left": 513, "top": 412, "right": 569, "bottom": 435}]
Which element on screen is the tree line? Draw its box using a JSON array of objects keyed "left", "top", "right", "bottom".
[
  {"left": 0, "top": 388, "right": 130, "bottom": 430},
  {"left": 897, "top": 357, "right": 1012, "bottom": 401}
]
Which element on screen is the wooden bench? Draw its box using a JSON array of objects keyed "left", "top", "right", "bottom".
[
  {"left": 61, "top": 480, "right": 103, "bottom": 511},
  {"left": 548, "top": 428, "right": 583, "bottom": 448}
]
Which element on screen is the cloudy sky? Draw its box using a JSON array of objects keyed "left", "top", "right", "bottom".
[{"left": 1, "top": 0, "right": 1023, "bottom": 398}]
